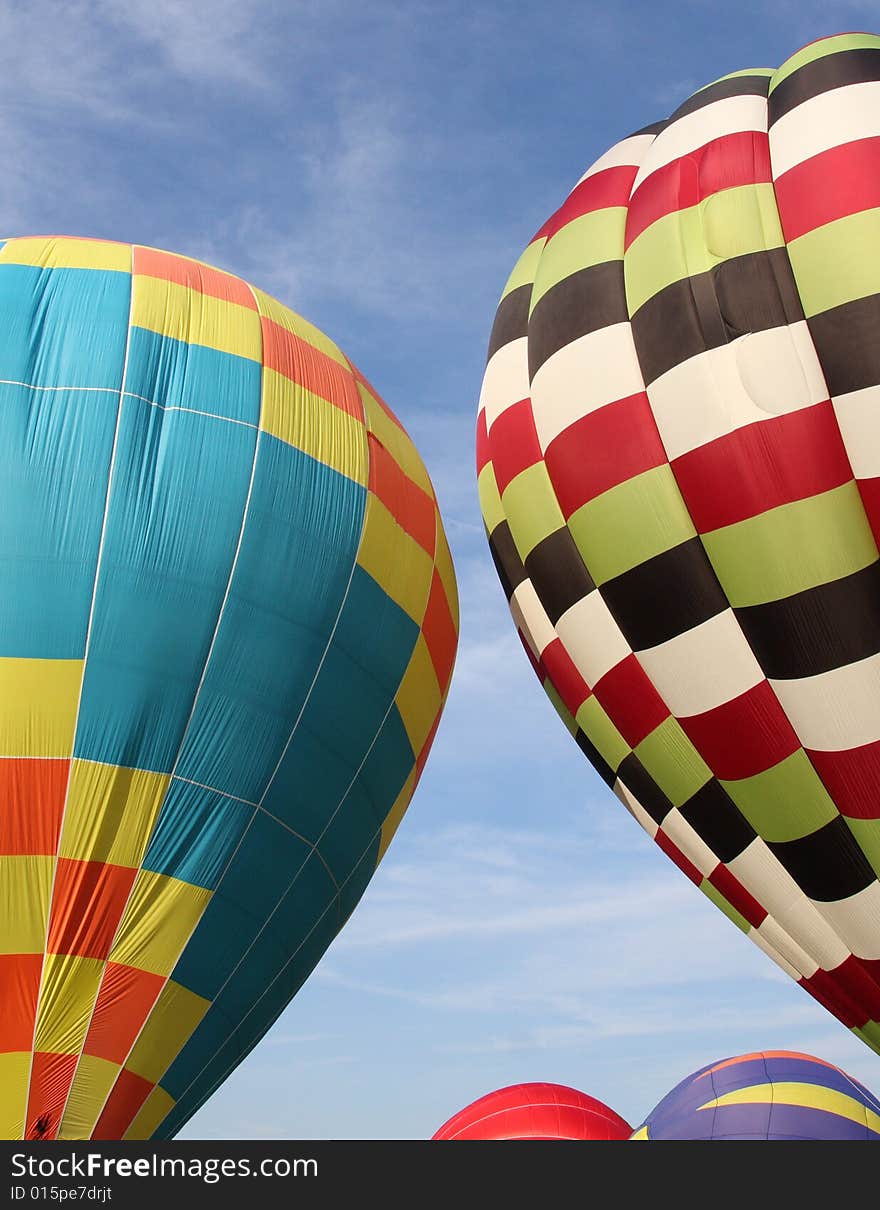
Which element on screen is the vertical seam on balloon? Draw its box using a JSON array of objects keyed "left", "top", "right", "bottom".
[
  {"left": 656, "top": 87, "right": 880, "bottom": 976},
  {"left": 21, "top": 242, "right": 137, "bottom": 1140},
  {"left": 56, "top": 269, "right": 269, "bottom": 1137},
  {"left": 765, "top": 71, "right": 880, "bottom": 897},
  {"left": 81, "top": 269, "right": 275, "bottom": 1137},
  {"left": 149, "top": 758, "right": 425, "bottom": 1134},
  {"left": 145, "top": 350, "right": 383, "bottom": 1133},
  {"left": 151, "top": 368, "right": 437, "bottom": 1136},
  {"left": 621, "top": 104, "right": 858, "bottom": 982},
  {"left": 107, "top": 288, "right": 373, "bottom": 1139}
]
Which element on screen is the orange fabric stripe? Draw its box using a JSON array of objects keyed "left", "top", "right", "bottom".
[
  {"left": 421, "top": 569, "right": 457, "bottom": 694},
  {"left": 0, "top": 759, "right": 69, "bottom": 855},
  {"left": 92, "top": 1068, "right": 154, "bottom": 1140},
  {"left": 132, "top": 247, "right": 257, "bottom": 310},
  {"left": 261, "top": 317, "right": 362, "bottom": 417},
  {"left": 367, "top": 433, "right": 436, "bottom": 555},
  {"left": 47, "top": 860, "right": 138, "bottom": 960},
  {"left": 83, "top": 962, "right": 165, "bottom": 1065},
  {"left": 0, "top": 954, "right": 42, "bottom": 1052},
  {"left": 698, "top": 1051, "right": 840, "bottom": 1079},
  {"left": 415, "top": 712, "right": 443, "bottom": 780},
  {"left": 26, "top": 1051, "right": 78, "bottom": 1140}
]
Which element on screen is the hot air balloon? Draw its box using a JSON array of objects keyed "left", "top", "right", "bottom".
[
  {"left": 0, "top": 235, "right": 458, "bottom": 1140},
  {"left": 630, "top": 1050, "right": 880, "bottom": 1140},
  {"left": 432, "top": 1082, "right": 632, "bottom": 1140},
  {"left": 477, "top": 31, "right": 880, "bottom": 1055}
]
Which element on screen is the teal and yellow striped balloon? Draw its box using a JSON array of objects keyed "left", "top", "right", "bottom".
[{"left": 0, "top": 236, "right": 458, "bottom": 1140}]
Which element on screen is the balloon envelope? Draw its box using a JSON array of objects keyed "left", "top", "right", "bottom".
[
  {"left": 477, "top": 32, "right": 880, "bottom": 1055},
  {"left": 631, "top": 1050, "right": 880, "bottom": 1140},
  {"left": 432, "top": 1082, "right": 632, "bottom": 1139},
  {"left": 0, "top": 236, "right": 458, "bottom": 1139}
]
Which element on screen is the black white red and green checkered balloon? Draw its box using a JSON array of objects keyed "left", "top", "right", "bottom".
[{"left": 477, "top": 32, "right": 880, "bottom": 1056}]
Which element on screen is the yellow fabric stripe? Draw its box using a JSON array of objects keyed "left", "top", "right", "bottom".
[
  {"left": 251, "top": 288, "right": 350, "bottom": 369},
  {"left": 58, "top": 1054, "right": 119, "bottom": 1140},
  {"left": 478, "top": 462, "right": 505, "bottom": 535},
  {"left": 394, "top": 635, "right": 442, "bottom": 757},
  {"left": 123, "top": 1084, "right": 175, "bottom": 1140},
  {"left": 125, "top": 980, "right": 211, "bottom": 1084},
  {"left": 697, "top": 68, "right": 774, "bottom": 91},
  {"left": 568, "top": 464, "right": 696, "bottom": 586},
  {"left": 377, "top": 768, "right": 418, "bottom": 865},
  {"left": 502, "top": 462, "right": 566, "bottom": 562},
  {"left": 261, "top": 367, "right": 368, "bottom": 485},
  {"left": 0, "top": 1052, "right": 31, "bottom": 1139},
  {"left": 701, "top": 481, "right": 876, "bottom": 608},
  {"left": 131, "top": 276, "right": 263, "bottom": 361},
  {"left": 702, "top": 1082, "right": 880, "bottom": 1131},
  {"left": 0, "top": 855, "right": 54, "bottom": 952},
  {"left": 433, "top": 520, "right": 459, "bottom": 631},
  {"left": 357, "top": 493, "right": 435, "bottom": 623},
  {"left": 34, "top": 954, "right": 104, "bottom": 1055},
  {"left": 629, "top": 1125, "right": 649, "bottom": 1140},
  {"left": 109, "top": 871, "right": 211, "bottom": 977},
  {"left": 788, "top": 209, "right": 880, "bottom": 318},
  {"left": 576, "top": 697, "right": 630, "bottom": 772},
  {"left": 500, "top": 239, "right": 543, "bottom": 301},
  {"left": 358, "top": 382, "right": 434, "bottom": 496},
  {"left": 59, "top": 762, "right": 170, "bottom": 867},
  {"left": 625, "top": 184, "right": 783, "bottom": 314},
  {"left": 770, "top": 32, "right": 880, "bottom": 92},
  {"left": 0, "top": 237, "right": 131, "bottom": 272},
  {"left": 0, "top": 658, "right": 82, "bottom": 757},
  {"left": 531, "top": 209, "right": 627, "bottom": 312}
]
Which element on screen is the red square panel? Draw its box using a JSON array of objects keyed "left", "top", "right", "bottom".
[
  {"left": 808, "top": 740, "right": 880, "bottom": 821},
  {"left": 541, "top": 637, "right": 590, "bottom": 717},
  {"left": 25, "top": 1051, "right": 78, "bottom": 1140},
  {"left": 679, "top": 680, "right": 800, "bottom": 781},
  {"left": 367, "top": 432, "right": 436, "bottom": 556},
  {"left": 47, "top": 859, "right": 137, "bottom": 960},
  {"left": 260, "top": 316, "right": 362, "bottom": 418},
  {"left": 544, "top": 392, "right": 665, "bottom": 517},
  {"left": 536, "top": 164, "right": 639, "bottom": 242},
  {"left": 92, "top": 1067, "right": 155, "bottom": 1141},
  {"left": 594, "top": 653, "right": 669, "bottom": 748},
  {"left": 84, "top": 962, "right": 165, "bottom": 1065},
  {"left": 0, "top": 759, "right": 69, "bottom": 855},
  {"left": 489, "top": 398, "right": 542, "bottom": 495},
  {"left": 671, "top": 401, "right": 847, "bottom": 533},
  {"left": 421, "top": 570, "right": 458, "bottom": 695},
  {"left": 0, "top": 953, "right": 42, "bottom": 1052}
]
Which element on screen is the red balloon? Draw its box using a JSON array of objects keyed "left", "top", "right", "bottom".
[{"left": 432, "top": 1082, "right": 632, "bottom": 1140}]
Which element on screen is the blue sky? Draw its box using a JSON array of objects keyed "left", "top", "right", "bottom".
[{"left": 9, "top": 0, "right": 880, "bottom": 1138}]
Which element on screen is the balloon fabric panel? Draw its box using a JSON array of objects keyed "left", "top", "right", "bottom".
[
  {"left": 432, "top": 1082, "right": 632, "bottom": 1140},
  {"left": 0, "top": 237, "right": 458, "bottom": 1139},
  {"left": 631, "top": 1051, "right": 880, "bottom": 1139},
  {"left": 478, "top": 33, "right": 880, "bottom": 1059}
]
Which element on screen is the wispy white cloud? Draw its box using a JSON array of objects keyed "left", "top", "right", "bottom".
[
  {"left": 104, "top": 0, "right": 279, "bottom": 89},
  {"left": 260, "top": 1031, "right": 332, "bottom": 1047}
]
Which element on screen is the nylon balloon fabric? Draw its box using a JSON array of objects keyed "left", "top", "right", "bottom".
[
  {"left": 432, "top": 1082, "right": 632, "bottom": 1140},
  {"left": 0, "top": 236, "right": 458, "bottom": 1140},
  {"left": 477, "top": 32, "right": 880, "bottom": 1056},
  {"left": 630, "top": 1051, "right": 880, "bottom": 1140}
]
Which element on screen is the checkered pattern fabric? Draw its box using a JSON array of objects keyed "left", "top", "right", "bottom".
[
  {"left": 478, "top": 33, "right": 880, "bottom": 1060},
  {"left": 0, "top": 237, "right": 458, "bottom": 1139}
]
